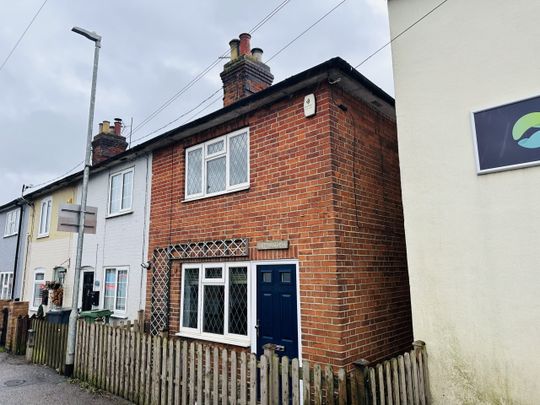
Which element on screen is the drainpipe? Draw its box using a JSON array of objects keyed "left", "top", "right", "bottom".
[{"left": 11, "top": 199, "right": 25, "bottom": 300}]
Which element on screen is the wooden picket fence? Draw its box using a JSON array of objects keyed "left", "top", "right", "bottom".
[
  {"left": 74, "top": 320, "right": 430, "bottom": 405},
  {"left": 31, "top": 318, "right": 69, "bottom": 374},
  {"left": 367, "top": 342, "right": 430, "bottom": 405}
]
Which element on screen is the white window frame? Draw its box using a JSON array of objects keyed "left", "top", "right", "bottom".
[
  {"left": 31, "top": 269, "right": 45, "bottom": 310},
  {"left": 184, "top": 128, "right": 250, "bottom": 201},
  {"left": 0, "top": 272, "right": 13, "bottom": 300},
  {"left": 102, "top": 266, "right": 129, "bottom": 315},
  {"left": 107, "top": 167, "right": 135, "bottom": 216},
  {"left": 3, "top": 208, "right": 20, "bottom": 237},
  {"left": 178, "top": 262, "right": 250, "bottom": 347},
  {"left": 37, "top": 197, "right": 52, "bottom": 238}
]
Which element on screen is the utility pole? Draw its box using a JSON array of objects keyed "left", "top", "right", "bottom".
[{"left": 64, "top": 26, "right": 101, "bottom": 377}]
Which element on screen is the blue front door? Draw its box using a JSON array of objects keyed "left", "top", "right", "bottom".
[{"left": 256, "top": 264, "right": 299, "bottom": 359}]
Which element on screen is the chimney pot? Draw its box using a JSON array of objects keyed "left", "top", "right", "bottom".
[
  {"left": 221, "top": 33, "right": 273, "bottom": 107},
  {"left": 229, "top": 39, "right": 240, "bottom": 61},
  {"left": 92, "top": 117, "right": 127, "bottom": 165},
  {"left": 114, "top": 118, "right": 122, "bottom": 136},
  {"left": 239, "top": 33, "right": 251, "bottom": 56},
  {"left": 251, "top": 47, "right": 263, "bottom": 62}
]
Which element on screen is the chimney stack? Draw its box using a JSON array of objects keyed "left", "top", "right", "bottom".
[
  {"left": 220, "top": 33, "right": 274, "bottom": 107},
  {"left": 91, "top": 118, "right": 128, "bottom": 165}
]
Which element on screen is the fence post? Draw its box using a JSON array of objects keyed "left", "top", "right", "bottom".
[
  {"left": 413, "top": 340, "right": 430, "bottom": 404},
  {"left": 25, "top": 328, "right": 35, "bottom": 362},
  {"left": 138, "top": 310, "right": 145, "bottom": 333},
  {"left": 354, "top": 358, "right": 370, "bottom": 405},
  {"left": 263, "top": 344, "right": 277, "bottom": 404}
]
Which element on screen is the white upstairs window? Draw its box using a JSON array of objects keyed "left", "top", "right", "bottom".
[
  {"left": 185, "top": 128, "right": 250, "bottom": 200},
  {"left": 108, "top": 168, "right": 134, "bottom": 215},
  {"left": 4, "top": 208, "right": 20, "bottom": 237},
  {"left": 38, "top": 197, "right": 52, "bottom": 237}
]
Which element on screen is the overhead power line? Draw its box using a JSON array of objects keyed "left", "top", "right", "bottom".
[
  {"left": 354, "top": 0, "right": 451, "bottom": 69},
  {"left": 0, "top": 0, "right": 49, "bottom": 73},
  {"left": 134, "top": 0, "right": 347, "bottom": 143},
  {"left": 28, "top": 0, "right": 448, "bottom": 192},
  {"left": 25, "top": 160, "right": 84, "bottom": 191},
  {"left": 131, "top": 0, "right": 291, "bottom": 135},
  {"left": 130, "top": 87, "right": 224, "bottom": 144},
  {"left": 266, "top": 0, "right": 346, "bottom": 64}
]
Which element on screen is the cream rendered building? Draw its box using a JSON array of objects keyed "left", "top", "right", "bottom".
[
  {"left": 22, "top": 186, "right": 77, "bottom": 313},
  {"left": 388, "top": 0, "right": 540, "bottom": 403}
]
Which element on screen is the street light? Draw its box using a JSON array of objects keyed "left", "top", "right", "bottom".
[{"left": 64, "top": 26, "right": 101, "bottom": 377}]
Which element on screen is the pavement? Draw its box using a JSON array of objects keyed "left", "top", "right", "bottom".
[{"left": 0, "top": 351, "right": 132, "bottom": 405}]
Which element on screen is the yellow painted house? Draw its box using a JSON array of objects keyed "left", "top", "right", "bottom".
[{"left": 22, "top": 185, "right": 77, "bottom": 312}]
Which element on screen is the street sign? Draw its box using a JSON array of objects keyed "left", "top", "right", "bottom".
[{"left": 57, "top": 204, "right": 97, "bottom": 234}]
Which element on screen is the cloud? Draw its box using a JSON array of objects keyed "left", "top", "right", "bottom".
[{"left": 0, "top": 0, "right": 394, "bottom": 204}]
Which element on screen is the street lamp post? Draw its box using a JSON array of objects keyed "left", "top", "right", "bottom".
[{"left": 64, "top": 26, "right": 101, "bottom": 377}]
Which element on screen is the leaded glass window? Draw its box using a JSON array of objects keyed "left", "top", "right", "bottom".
[
  {"left": 203, "top": 285, "right": 224, "bottom": 334},
  {"left": 180, "top": 263, "right": 249, "bottom": 343},
  {"left": 184, "top": 129, "right": 249, "bottom": 199},
  {"left": 206, "top": 156, "right": 226, "bottom": 194},
  {"left": 182, "top": 267, "right": 199, "bottom": 329},
  {"left": 186, "top": 148, "right": 202, "bottom": 196},
  {"left": 228, "top": 267, "right": 248, "bottom": 335},
  {"left": 229, "top": 132, "right": 248, "bottom": 186}
]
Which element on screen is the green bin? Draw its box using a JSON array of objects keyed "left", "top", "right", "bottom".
[{"left": 79, "top": 309, "right": 113, "bottom": 324}]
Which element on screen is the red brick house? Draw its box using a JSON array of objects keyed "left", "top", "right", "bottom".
[{"left": 144, "top": 34, "right": 412, "bottom": 368}]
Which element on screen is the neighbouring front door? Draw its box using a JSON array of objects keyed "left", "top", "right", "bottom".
[
  {"left": 81, "top": 272, "right": 94, "bottom": 311},
  {"left": 256, "top": 264, "right": 299, "bottom": 359}
]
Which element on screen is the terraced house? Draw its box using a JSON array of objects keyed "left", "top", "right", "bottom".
[
  {"left": 144, "top": 34, "right": 413, "bottom": 368},
  {"left": 19, "top": 119, "right": 151, "bottom": 322},
  {"left": 0, "top": 198, "right": 28, "bottom": 301}
]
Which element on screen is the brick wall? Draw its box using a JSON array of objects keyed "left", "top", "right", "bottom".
[
  {"left": 147, "top": 81, "right": 412, "bottom": 368},
  {"left": 327, "top": 88, "right": 413, "bottom": 365},
  {"left": 5, "top": 300, "right": 29, "bottom": 351}
]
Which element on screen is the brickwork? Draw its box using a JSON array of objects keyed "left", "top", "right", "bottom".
[
  {"left": 147, "top": 80, "right": 412, "bottom": 368},
  {"left": 221, "top": 57, "right": 274, "bottom": 107},
  {"left": 5, "top": 300, "right": 29, "bottom": 351},
  {"left": 92, "top": 132, "right": 128, "bottom": 165},
  {"left": 327, "top": 88, "right": 412, "bottom": 365}
]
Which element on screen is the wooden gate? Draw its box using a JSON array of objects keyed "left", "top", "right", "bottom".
[
  {"left": 31, "top": 318, "right": 69, "bottom": 373},
  {"left": 0, "top": 307, "right": 8, "bottom": 346}
]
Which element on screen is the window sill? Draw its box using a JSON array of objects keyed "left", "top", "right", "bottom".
[
  {"left": 3, "top": 233, "right": 17, "bottom": 238},
  {"left": 36, "top": 234, "right": 49, "bottom": 239},
  {"left": 110, "top": 313, "right": 128, "bottom": 319},
  {"left": 106, "top": 210, "right": 133, "bottom": 219},
  {"left": 183, "top": 185, "right": 250, "bottom": 203},
  {"left": 176, "top": 331, "right": 250, "bottom": 347}
]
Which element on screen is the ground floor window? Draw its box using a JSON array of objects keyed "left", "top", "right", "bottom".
[
  {"left": 32, "top": 270, "right": 45, "bottom": 309},
  {"left": 180, "top": 262, "right": 249, "bottom": 345},
  {"left": 0, "top": 272, "right": 13, "bottom": 300},
  {"left": 104, "top": 267, "right": 128, "bottom": 313}
]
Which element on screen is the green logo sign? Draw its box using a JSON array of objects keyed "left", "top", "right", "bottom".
[{"left": 512, "top": 112, "right": 540, "bottom": 149}]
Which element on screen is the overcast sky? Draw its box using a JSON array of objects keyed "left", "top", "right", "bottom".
[{"left": 0, "top": 0, "right": 392, "bottom": 205}]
